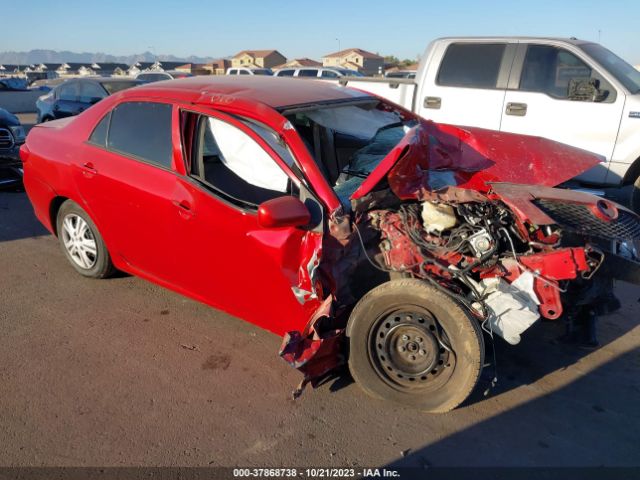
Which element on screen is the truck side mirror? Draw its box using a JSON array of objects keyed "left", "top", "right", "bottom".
[{"left": 567, "top": 78, "right": 609, "bottom": 102}]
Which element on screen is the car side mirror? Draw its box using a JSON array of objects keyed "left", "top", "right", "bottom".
[{"left": 258, "top": 196, "right": 311, "bottom": 229}]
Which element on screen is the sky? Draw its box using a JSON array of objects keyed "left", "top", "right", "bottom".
[{"left": 3, "top": 0, "right": 640, "bottom": 64}]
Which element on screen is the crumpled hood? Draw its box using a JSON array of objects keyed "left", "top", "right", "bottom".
[{"left": 351, "top": 120, "right": 603, "bottom": 201}]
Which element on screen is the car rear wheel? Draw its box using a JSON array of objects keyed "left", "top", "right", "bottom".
[
  {"left": 56, "top": 200, "right": 115, "bottom": 278},
  {"left": 346, "top": 279, "right": 484, "bottom": 413}
]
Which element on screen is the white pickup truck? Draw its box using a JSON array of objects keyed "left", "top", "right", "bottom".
[{"left": 336, "top": 37, "right": 640, "bottom": 212}]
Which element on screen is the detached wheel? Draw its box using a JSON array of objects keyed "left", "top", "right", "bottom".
[
  {"left": 631, "top": 176, "right": 640, "bottom": 215},
  {"left": 56, "top": 200, "right": 115, "bottom": 278},
  {"left": 346, "top": 279, "right": 484, "bottom": 413}
]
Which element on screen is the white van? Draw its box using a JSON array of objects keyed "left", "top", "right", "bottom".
[
  {"left": 226, "top": 67, "right": 273, "bottom": 76},
  {"left": 274, "top": 67, "right": 364, "bottom": 79}
]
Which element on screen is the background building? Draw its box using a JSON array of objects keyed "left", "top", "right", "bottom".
[
  {"left": 231, "top": 50, "right": 286, "bottom": 69},
  {"left": 273, "top": 58, "right": 322, "bottom": 70},
  {"left": 322, "top": 48, "right": 384, "bottom": 76}
]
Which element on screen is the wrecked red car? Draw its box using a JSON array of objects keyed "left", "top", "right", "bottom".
[{"left": 21, "top": 77, "right": 640, "bottom": 412}]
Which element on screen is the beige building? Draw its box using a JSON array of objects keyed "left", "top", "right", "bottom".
[
  {"left": 322, "top": 48, "right": 384, "bottom": 76},
  {"left": 231, "top": 50, "right": 286, "bottom": 69},
  {"left": 273, "top": 58, "right": 322, "bottom": 70},
  {"left": 175, "top": 60, "right": 230, "bottom": 76}
]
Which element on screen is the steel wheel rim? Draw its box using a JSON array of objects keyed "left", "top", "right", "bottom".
[
  {"left": 61, "top": 214, "right": 97, "bottom": 270},
  {"left": 369, "top": 308, "right": 453, "bottom": 390}
]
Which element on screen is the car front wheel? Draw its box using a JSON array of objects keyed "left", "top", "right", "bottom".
[
  {"left": 56, "top": 200, "right": 115, "bottom": 278},
  {"left": 346, "top": 279, "right": 484, "bottom": 413}
]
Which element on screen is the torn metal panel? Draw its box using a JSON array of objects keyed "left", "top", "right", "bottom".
[{"left": 279, "top": 296, "right": 344, "bottom": 395}]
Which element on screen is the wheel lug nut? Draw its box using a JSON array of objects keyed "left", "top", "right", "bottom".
[
  {"left": 416, "top": 337, "right": 422, "bottom": 343},
  {"left": 419, "top": 350, "right": 426, "bottom": 356},
  {"left": 400, "top": 347, "right": 406, "bottom": 352},
  {"left": 410, "top": 355, "right": 416, "bottom": 361},
  {"left": 401, "top": 335, "right": 409, "bottom": 341}
]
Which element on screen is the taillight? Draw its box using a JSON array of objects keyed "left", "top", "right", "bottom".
[{"left": 19, "top": 144, "right": 30, "bottom": 163}]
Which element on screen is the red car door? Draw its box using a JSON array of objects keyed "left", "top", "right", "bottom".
[
  {"left": 73, "top": 101, "right": 181, "bottom": 284},
  {"left": 167, "top": 108, "right": 323, "bottom": 335}
]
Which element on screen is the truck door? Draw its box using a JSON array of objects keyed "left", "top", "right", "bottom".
[
  {"left": 500, "top": 43, "right": 625, "bottom": 184},
  {"left": 416, "top": 41, "right": 515, "bottom": 130}
]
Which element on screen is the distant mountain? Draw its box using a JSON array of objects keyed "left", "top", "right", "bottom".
[{"left": 0, "top": 49, "right": 224, "bottom": 65}]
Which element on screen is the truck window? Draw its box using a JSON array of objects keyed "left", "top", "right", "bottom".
[
  {"left": 519, "top": 45, "right": 616, "bottom": 102},
  {"left": 437, "top": 43, "right": 506, "bottom": 89}
]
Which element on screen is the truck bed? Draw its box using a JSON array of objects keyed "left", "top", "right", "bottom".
[{"left": 337, "top": 77, "right": 417, "bottom": 111}]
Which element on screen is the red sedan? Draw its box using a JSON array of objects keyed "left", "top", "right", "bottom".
[{"left": 21, "top": 77, "right": 640, "bottom": 412}]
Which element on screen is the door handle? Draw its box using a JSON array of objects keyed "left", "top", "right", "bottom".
[
  {"left": 506, "top": 102, "right": 527, "bottom": 116},
  {"left": 172, "top": 199, "right": 195, "bottom": 218},
  {"left": 424, "top": 96, "right": 441, "bottom": 109},
  {"left": 82, "top": 162, "right": 97, "bottom": 175}
]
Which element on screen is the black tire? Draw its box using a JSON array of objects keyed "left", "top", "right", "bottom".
[
  {"left": 346, "top": 279, "right": 484, "bottom": 413},
  {"left": 631, "top": 176, "right": 640, "bottom": 215},
  {"left": 56, "top": 200, "right": 115, "bottom": 278}
]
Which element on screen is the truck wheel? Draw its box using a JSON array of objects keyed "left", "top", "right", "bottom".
[
  {"left": 346, "top": 279, "right": 484, "bottom": 413},
  {"left": 631, "top": 176, "right": 640, "bottom": 215},
  {"left": 56, "top": 200, "right": 115, "bottom": 278}
]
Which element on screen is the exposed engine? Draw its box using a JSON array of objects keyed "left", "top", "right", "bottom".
[{"left": 367, "top": 197, "right": 610, "bottom": 345}]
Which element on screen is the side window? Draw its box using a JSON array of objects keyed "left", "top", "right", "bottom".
[
  {"left": 107, "top": 102, "right": 173, "bottom": 168},
  {"left": 298, "top": 69, "right": 318, "bottom": 77},
  {"left": 321, "top": 70, "right": 339, "bottom": 78},
  {"left": 278, "top": 69, "right": 295, "bottom": 77},
  {"left": 437, "top": 43, "right": 506, "bottom": 88},
  {"left": 519, "top": 45, "right": 616, "bottom": 102},
  {"left": 239, "top": 70, "right": 250, "bottom": 75},
  {"left": 79, "top": 82, "right": 106, "bottom": 104},
  {"left": 58, "top": 82, "right": 79, "bottom": 101},
  {"left": 89, "top": 112, "right": 111, "bottom": 146},
  {"left": 190, "top": 115, "right": 292, "bottom": 208}
]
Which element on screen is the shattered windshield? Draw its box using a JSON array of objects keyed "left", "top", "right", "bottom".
[{"left": 285, "top": 100, "right": 416, "bottom": 207}]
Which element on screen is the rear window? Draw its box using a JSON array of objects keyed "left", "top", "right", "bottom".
[
  {"left": 107, "top": 102, "right": 173, "bottom": 168},
  {"left": 437, "top": 43, "right": 506, "bottom": 89},
  {"left": 298, "top": 69, "right": 318, "bottom": 77},
  {"left": 277, "top": 70, "right": 295, "bottom": 77}
]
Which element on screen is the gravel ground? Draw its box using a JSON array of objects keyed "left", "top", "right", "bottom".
[{"left": 0, "top": 190, "right": 639, "bottom": 468}]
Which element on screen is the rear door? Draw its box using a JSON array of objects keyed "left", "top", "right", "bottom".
[
  {"left": 416, "top": 41, "right": 515, "bottom": 129},
  {"left": 500, "top": 43, "right": 625, "bottom": 183},
  {"left": 75, "top": 101, "right": 180, "bottom": 282}
]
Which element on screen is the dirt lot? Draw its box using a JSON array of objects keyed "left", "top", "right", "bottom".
[{"left": 0, "top": 190, "right": 639, "bottom": 468}]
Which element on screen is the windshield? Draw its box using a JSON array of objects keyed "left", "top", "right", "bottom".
[
  {"left": 580, "top": 43, "right": 640, "bottom": 94},
  {"left": 102, "top": 81, "right": 140, "bottom": 95},
  {"left": 285, "top": 100, "right": 415, "bottom": 207}
]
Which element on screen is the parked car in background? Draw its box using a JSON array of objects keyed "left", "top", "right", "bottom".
[
  {"left": 335, "top": 37, "right": 640, "bottom": 212},
  {"left": 135, "top": 70, "right": 194, "bottom": 83},
  {"left": 36, "top": 77, "right": 141, "bottom": 123},
  {"left": 0, "top": 108, "right": 26, "bottom": 189},
  {"left": 20, "top": 76, "right": 640, "bottom": 412},
  {"left": 274, "top": 67, "right": 363, "bottom": 78},
  {"left": 0, "top": 78, "right": 29, "bottom": 91},
  {"left": 385, "top": 70, "right": 416, "bottom": 79},
  {"left": 226, "top": 67, "right": 273, "bottom": 76}
]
